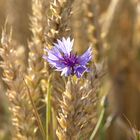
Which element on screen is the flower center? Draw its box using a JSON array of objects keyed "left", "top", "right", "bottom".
[{"left": 63, "top": 52, "right": 77, "bottom": 67}]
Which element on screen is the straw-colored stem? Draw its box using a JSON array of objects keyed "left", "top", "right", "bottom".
[
  {"left": 46, "top": 76, "right": 52, "bottom": 140},
  {"left": 24, "top": 79, "right": 46, "bottom": 140}
]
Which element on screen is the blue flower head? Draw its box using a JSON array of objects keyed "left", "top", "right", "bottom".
[{"left": 43, "top": 37, "right": 92, "bottom": 78}]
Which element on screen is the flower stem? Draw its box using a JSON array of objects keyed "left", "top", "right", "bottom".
[{"left": 89, "top": 105, "right": 105, "bottom": 140}]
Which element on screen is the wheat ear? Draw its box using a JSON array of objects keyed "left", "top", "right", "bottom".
[
  {"left": 45, "top": 0, "right": 74, "bottom": 48},
  {"left": 0, "top": 26, "right": 37, "bottom": 140},
  {"left": 56, "top": 63, "right": 105, "bottom": 140}
]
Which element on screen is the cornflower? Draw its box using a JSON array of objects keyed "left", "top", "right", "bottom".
[{"left": 43, "top": 37, "right": 92, "bottom": 78}]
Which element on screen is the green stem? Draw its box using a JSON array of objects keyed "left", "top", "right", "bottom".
[
  {"left": 89, "top": 107, "right": 105, "bottom": 140},
  {"left": 99, "top": 111, "right": 106, "bottom": 140}
]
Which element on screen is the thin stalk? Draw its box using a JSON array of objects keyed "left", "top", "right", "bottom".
[
  {"left": 99, "top": 111, "right": 106, "bottom": 140},
  {"left": 46, "top": 76, "right": 52, "bottom": 140},
  {"left": 24, "top": 79, "right": 46, "bottom": 140},
  {"left": 89, "top": 107, "right": 105, "bottom": 140}
]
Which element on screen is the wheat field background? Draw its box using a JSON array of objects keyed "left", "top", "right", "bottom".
[{"left": 0, "top": 0, "right": 140, "bottom": 140}]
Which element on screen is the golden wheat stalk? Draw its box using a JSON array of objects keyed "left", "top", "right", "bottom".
[
  {"left": 56, "top": 63, "right": 105, "bottom": 140},
  {"left": 27, "top": 0, "right": 49, "bottom": 81},
  {"left": 0, "top": 26, "right": 37, "bottom": 140},
  {"left": 26, "top": 0, "right": 48, "bottom": 102},
  {"left": 26, "top": 0, "right": 49, "bottom": 123},
  {"left": 72, "top": 0, "right": 103, "bottom": 61},
  {"left": 56, "top": 78, "right": 98, "bottom": 140},
  {"left": 85, "top": 0, "right": 104, "bottom": 61},
  {"left": 25, "top": 0, "right": 50, "bottom": 138},
  {"left": 71, "top": 0, "right": 90, "bottom": 53},
  {"left": 45, "top": 0, "right": 74, "bottom": 48}
]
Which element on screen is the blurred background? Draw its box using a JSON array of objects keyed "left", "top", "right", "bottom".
[{"left": 0, "top": 0, "right": 140, "bottom": 140}]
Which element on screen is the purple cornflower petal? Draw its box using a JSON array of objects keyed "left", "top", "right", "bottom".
[
  {"left": 74, "top": 66, "right": 87, "bottom": 78},
  {"left": 61, "top": 67, "right": 72, "bottom": 77},
  {"left": 77, "top": 47, "right": 92, "bottom": 65},
  {"left": 43, "top": 37, "right": 92, "bottom": 78},
  {"left": 54, "top": 37, "right": 74, "bottom": 55}
]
